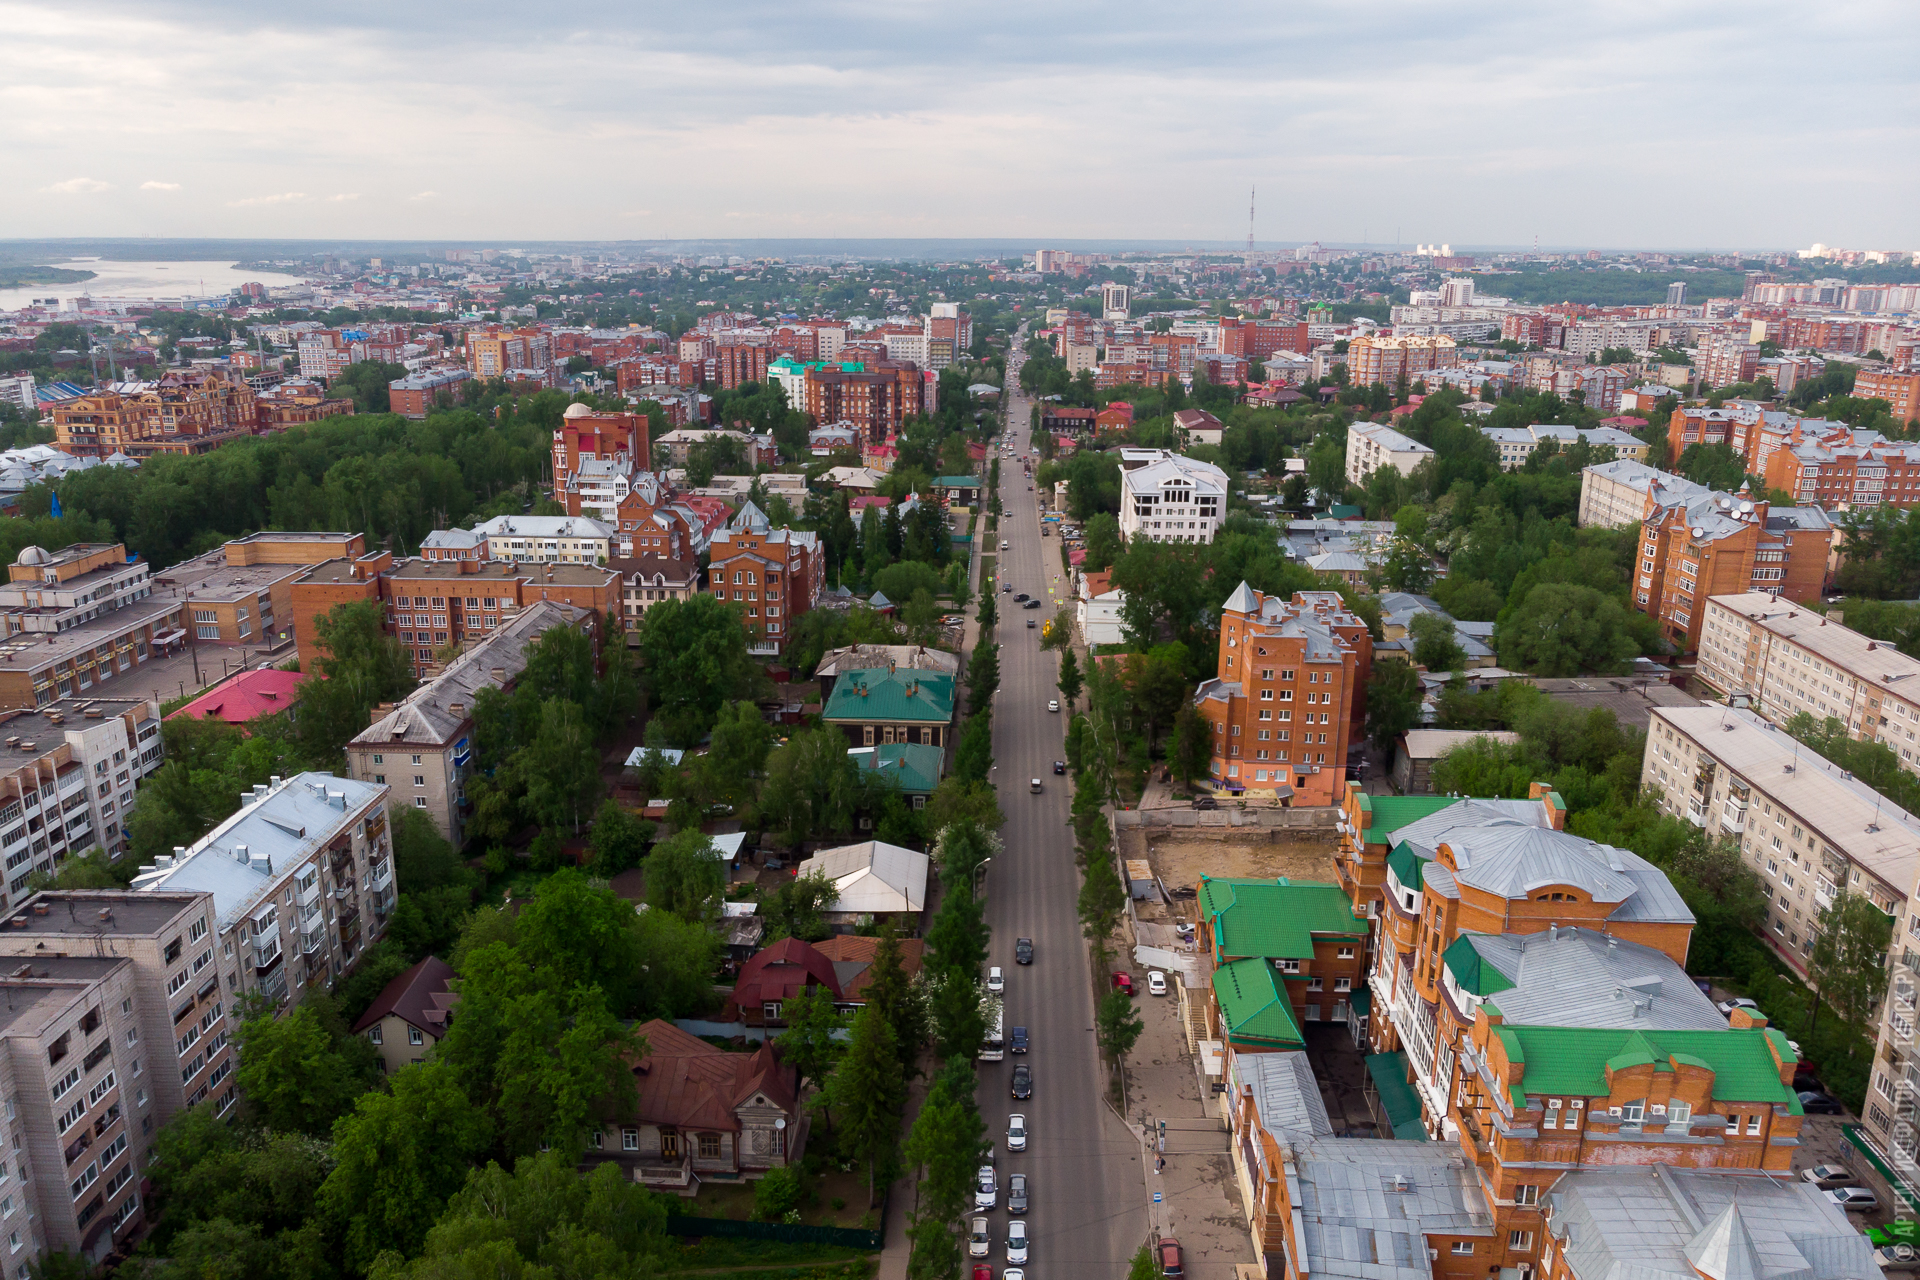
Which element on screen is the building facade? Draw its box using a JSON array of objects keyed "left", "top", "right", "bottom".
[
  {"left": 1116, "top": 451, "right": 1228, "bottom": 545},
  {"left": 1576, "top": 459, "right": 1709, "bottom": 529},
  {"left": 1634, "top": 490, "right": 1831, "bottom": 653},
  {"left": 1344, "top": 421, "right": 1434, "bottom": 487},
  {"left": 704, "top": 504, "right": 823, "bottom": 657}
]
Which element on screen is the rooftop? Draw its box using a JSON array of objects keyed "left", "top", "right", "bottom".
[
  {"left": 149, "top": 546, "right": 307, "bottom": 603},
  {"left": 1231, "top": 1049, "right": 1333, "bottom": 1139},
  {"left": 1212, "top": 957, "right": 1304, "bottom": 1049},
  {"left": 2, "top": 890, "right": 207, "bottom": 938},
  {"left": 821, "top": 667, "right": 955, "bottom": 724},
  {"left": 1446, "top": 927, "right": 1726, "bottom": 1031},
  {"left": 1708, "top": 591, "right": 1920, "bottom": 705},
  {"left": 1197, "top": 877, "right": 1366, "bottom": 959},
  {"left": 1348, "top": 420, "right": 1433, "bottom": 455},
  {"left": 1489, "top": 1024, "right": 1797, "bottom": 1109},
  {"left": 0, "top": 594, "right": 183, "bottom": 676},
  {"left": 1289, "top": 1134, "right": 1491, "bottom": 1280},
  {"left": 167, "top": 669, "right": 308, "bottom": 726}
]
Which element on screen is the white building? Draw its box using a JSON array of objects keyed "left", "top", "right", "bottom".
[
  {"left": 1577, "top": 459, "right": 1710, "bottom": 529},
  {"left": 470, "top": 514, "right": 615, "bottom": 565},
  {"left": 1117, "top": 451, "right": 1228, "bottom": 545},
  {"left": 1480, "top": 424, "right": 1651, "bottom": 472},
  {"left": 1343, "top": 421, "right": 1433, "bottom": 487}
]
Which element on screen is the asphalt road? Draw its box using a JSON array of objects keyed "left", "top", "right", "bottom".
[{"left": 975, "top": 340, "right": 1149, "bottom": 1278}]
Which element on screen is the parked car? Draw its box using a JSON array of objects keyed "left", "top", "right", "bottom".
[
  {"left": 1158, "top": 1238, "right": 1185, "bottom": 1278},
  {"left": 1112, "top": 971, "right": 1135, "bottom": 996},
  {"left": 1799, "top": 1091, "right": 1846, "bottom": 1115},
  {"left": 970, "top": 1218, "right": 991, "bottom": 1259},
  {"left": 987, "top": 966, "right": 1004, "bottom": 994},
  {"left": 1878, "top": 1243, "right": 1920, "bottom": 1272},
  {"left": 1010, "top": 1064, "right": 1032, "bottom": 1099},
  {"left": 1801, "top": 1164, "right": 1856, "bottom": 1189},
  {"left": 1053, "top": 760, "right": 1067, "bottom": 774},
  {"left": 1016, "top": 937, "right": 1034, "bottom": 964},
  {"left": 1829, "top": 1186, "right": 1879, "bottom": 1211},
  {"left": 1717, "top": 997, "right": 1761, "bottom": 1017},
  {"left": 1007, "top": 1113, "right": 1027, "bottom": 1151},
  {"left": 1192, "top": 796, "right": 1218, "bottom": 811},
  {"left": 1007, "top": 1221, "right": 1029, "bottom": 1265},
  {"left": 1007, "top": 1173, "right": 1029, "bottom": 1215},
  {"left": 1001, "top": 541, "right": 1010, "bottom": 550},
  {"left": 975, "top": 1166, "right": 998, "bottom": 1209},
  {"left": 1011, "top": 1026, "right": 1029, "bottom": 1053},
  {"left": 1147, "top": 971, "right": 1168, "bottom": 997},
  {"left": 973, "top": 1266, "right": 993, "bottom": 1280}
]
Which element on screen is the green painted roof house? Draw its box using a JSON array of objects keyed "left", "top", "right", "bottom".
[
  {"left": 1197, "top": 876, "right": 1367, "bottom": 963},
  {"left": 1486, "top": 1024, "right": 1798, "bottom": 1112},
  {"left": 822, "top": 668, "right": 956, "bottom": 726},
  {"left": 849, "top": 742, "right": 944, "bottom": 796},
  {"left": 1212, "top": 958, "right": 1305, "bottom": 1051}
]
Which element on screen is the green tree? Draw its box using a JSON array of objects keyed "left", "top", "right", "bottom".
[
  {"left": 1496, "top": 583, "right": 1653, "bottom": 676},
  {"left": 587, "top": 799, "right": 653, "bottom": 877},
  {"left": 1057, "top": 647, "right": 1083, "bottom": 709},
  {"left": 1365, "top": 658, "right": 1424, "bottom": 752},
  {"left": 1082, "top": 512, "right": 1122, "bottom": 573},
  {"left": 966, "top": 639, "right": 1000, "bottom": 717},
  {"left": 296, "top": 599, "right": 418, "bottom": 764},
  {"left": 1168, "top": 704, "right": 1214, "bottom": 788},
  {"left": 829, "top": 1005, "right": 906, "bottom": 1206},
  {"left": 633, "top": 594, "right": 758, "bottom": 745},
  {"left": 763, "top": 867, "right": 840, "bottom": 943},
  {"left": 752, "top": 1165, "right": 803, "bottom": 1222},
  {"left": 234, "top": 997, "right": 380, "bottom": 1137},
  {"left": 644, "top": 829, "right": 725, "bottom": 922},
  {"left": 1077, "top": 847, "right": 1126, "bottom": 948},
  {"left": 1094, "top": 988, "right": 1145, "bottom": 1062},
  {"left": 1807, "top": 892, "right": 1894, "bottom": 1038},
  {"left": 1409, "top": 611, "right": 1467, "bottom": 672},
  {"left": 777, "top": 983, "right": 847, "bottom": 1101},
  {"left": 518, "top": 698, "right": 603, "bottom": 835},
  {"left": 757, "top": 725, "right": 863, "bottom": 843},
  {"left": 1128, "top": 1245, "right": 1159, "bottom": 1280}
]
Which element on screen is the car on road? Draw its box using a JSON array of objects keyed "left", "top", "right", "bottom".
[
  {"left": 987, "top": 966, "right": 1004, "bottom": 994},
  {"left": 973, "top": 1267, "right": 993, "bottom": 1280},
  {"left": 1011, "top": 1026, "right": 1029, "bottom": 1053},
  {"left": 975, "top": 1166, "right": 998, "bottom": 1209},
  {"left": 1112, "top": 971, "right": 1135, "bottom": 996},
  {"left": 1192, "top": 796, "right": 1218, "bottom": 810},
  {"left": 1007, "top": 1173, "right": 1029, "bottom": 1215},
  {"left": 1002, "top": 583, "right": 1012, "bottom": 593},
  {"left": 1047, "top": 698, "right": 1059, "bottom": 711},
  {"left": 1010, "top": 1064, "right": 1032, "bottom": 1098},
  {"left": 1016, "top": 937, "right": 1033, "bottom": 964},
  {"left": 1053, "top": 760, "right": 1066, "bottom": 774},
  {"left": 1000, "top": 541, "right": 1010, "bottom": 550},
  {"left": 1026, "top": 619, "right": 1036, "bottom": 628},
  {"left": 1717, "top": 997, "right": 1761, "bottom": 1016},
  {"left": 1801, "top": 1164, "right": 1856, "bottom": 1189},
  {"left": 1147, "top": 971, "right": 1168, "bottom": 997},
  {"left": 969, "top": 1218, "right": 991, "bottom": 1258},
  {"left": 1799, "top": 1091, "right": 1846, "bottom": 1115},
  {"left": 1006, "top": 1221, "right": 1029, "bottom": 1265},
  {"left": 1007, "top": 1113, "right": 1027, "bottom": 1151},
  {"left": 1158, "top": 1238, "right": 1184, "bottom": 1278},
  {"left": 1829, "top": 1186, "right": 1879, "bottom": 1211},
  {"left": 1014, "top": 593, "right": 1029, "bottom": 601},
  {"left": 1030, "top": 778, "right": 1043, "bottom": 793},
  {"left": 1024, "top": 599, "right": 1042, "bottom": 609}
]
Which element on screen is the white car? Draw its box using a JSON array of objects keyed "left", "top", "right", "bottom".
[
  {"left": 970, "top": 1217, "right": 991, "bottom": 1259},
  {"left": 1048, "top": 699, "right": 1060, "bottom": 712},
  {"left": 975, "top": 1165, "right": 998, "bottom": 1209},
  {"left": 1148, "top": 970, "right": 1168, "bottom": 997},
  {"left": 1001, "top": 540, "right": 1010, "bottom": 550},
  {"left": 1007, "top": 1113, "right": 1027, "bottom": 1152},
  {"left": 1007, "top": 1221, "right": 1029, "bottom": 1265},
  {"left": 988, "top": 966, "right": 1005, "bottom": 994}
]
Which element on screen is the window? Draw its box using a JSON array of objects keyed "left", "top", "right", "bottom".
[
  {"left": 413, "top": 776, "right": 426, "bottom": 788},
  {"left": 408, "top": 1027, "right": 424, "bottom": 1046},
  {"left": 622, "top": 1128, "right": 639, "bottom": 1151},
  {"left": 1668, "top": 1102, "right": 1690, "bottom": 1126},
  {"left": 1745, "top": 1114, "right": 1762, "bottom": 1135},
  {"left": 1726, "top": 1112, "right": 1741, "bottom": 1135},
  {"left": 1515, "top": 1184, "right": 1538, "bottom": 1206},
  {"left": 1337, "top": 946, "right": 1354, "bottom": 959},
  {"left": 1621, "top": 1099, "right": 1644, "bottom": 1123},
  {"left": 414, "top": 798, "right": 428, "bottom": 808},
  {"left": 368, "top": 1026, "right": 382, "bottom": 1046},
  {"left": 1509, "top": 1231, "right": 1534, "bottom": 1251},
  {"left": 699, "top": 1133, "right": 722, "bottom": 1159},
  {"left": 1541, "top": 1104, "right": 1559, "bottom": 1130},
  {"left": 1451, "top": 1242, "right": 1474, "bottom": 1256},
  {"left": 1334, "top": 977, "right": 1352, "bottom": 992}
]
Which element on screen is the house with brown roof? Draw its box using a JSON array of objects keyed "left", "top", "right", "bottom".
[
  {"left": 726, "top": 934, "right": 926, "bottom": 1025},
  {"left": 352, "top": 955, "right": 457, "bottom": 1074},
  {"left": 590, "top": 1018, "right": 804, "bottom": 1193},
  {"left": 815, "top": 934, "right": 925, "bottom": 1000}
]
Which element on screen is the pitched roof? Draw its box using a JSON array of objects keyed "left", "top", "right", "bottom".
[
  {"left": 1489, "top": 1024, "right": 1797, "bottom": 1109},
  {"left": 629, "top": 1018, "right": 798, "bottom": 1132},
  {"left": 351, "top": 955, "right": 457, "bottom": 1035},
  {"left": 1212, "top": 958, "right": 1304, "bottom": 1049},
  {"left": 166, "top": 668, "right": 311, "bottom": 726},
  {"left": 796, "top": 840, "right": 930, "bottom": 915},
  {"left": 1289, "top": 1129, "right": 1491, "bottom": 1276},
  {"left": 849, "top": 742, "right": 943, "bottom": 794},
  {"left": 821, "top": 667, "right": 955, "bottom": 724},
  {"left": 1441, "top": 935, "right": 1513, "bottom": 996},
  {"left": 731, "top": 936, "right": 842, "bottom": 1008},
  {"left": 1198, "top": 877, "right": 1366, "bottom": 959},
  {"left": 1232, "top": 1050, "right": 1332, "bottom": 1138},
  {"left": 1454, "top": 927, "right": 1725, "bottom": 1031},
  {"left": 813, "top": 935, "right": 926, "bottom": 1001},
  {"left": 1354, "top": 793, "right": 1461, "bottom": 842}
]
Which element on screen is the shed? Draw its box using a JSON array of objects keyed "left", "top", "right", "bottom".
[
  {"left": 1124, "top": 859, "right": 1156, "bottom": 900},
  {"left": 1391, "top": 729, "right": 1522, "bottom": 794}
]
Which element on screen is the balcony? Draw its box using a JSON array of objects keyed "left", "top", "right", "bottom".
[
  {"left": 253, "top": 938, "right": 283, "bottom": 974},
  {"left": 296, "top": 877, "right": 322, "bottom": 908},
  {"left": 368, "top": 858, "right": 393, "bottom": 892},
  {"left": 301, "top": 923, "right": 325, "bottom": 955}
]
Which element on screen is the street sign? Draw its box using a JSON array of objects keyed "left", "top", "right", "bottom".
[{"left": 1153, "top": 1192, "right": 1162, "bottom": 1204}]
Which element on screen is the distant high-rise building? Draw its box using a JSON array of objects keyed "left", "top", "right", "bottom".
[
  {"left": 1666, "top": 281, "right": 1688, "bottom": 306},
  {"left": 1101, "top": 283, "right": 1131, "bottom": 320},
  {"left": 1439, "top": 277, "right": 1474, "bottom": 307}
]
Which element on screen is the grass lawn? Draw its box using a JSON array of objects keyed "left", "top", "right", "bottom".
[{"left": 684, "top": 1165, "right": 879, "bottom": 1230}]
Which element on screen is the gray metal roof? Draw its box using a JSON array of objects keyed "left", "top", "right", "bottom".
[
  {"left": 1549, "top": 1165, "right": 1878, "bottom": 1280},
  {"left": 1232, "top": 1051, "right": 1332, "bottom": 1139},
  {"left": 1291, "top": 1135, "right": 1492, "bottom": 1280},
  {"left": 1458, "top": 928, "right": 1725, "bottom": 1030}
]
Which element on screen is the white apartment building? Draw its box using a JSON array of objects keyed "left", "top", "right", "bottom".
[
  {"left": 130, "top": 773, "right": 392, "bottom": 1008},
  {"left": 470, "top": 515, "right": 614, "bottom": 566},
  {"left": 1697, "top": 593, "right": 1920, "bottom": 770},
  {"left": 1343, "top": 421, "right": 1433, "bottom": 487},
  {"left": 0, "top": 698, "right": 165, "bottom": 902},
  {"left": 1577, "top": 459, "right": 1710, "bottom": 529},
  {"left": 1479, "top": 424, "right": 1651, "bottom": 472},
  {"left": 1117, "top": 451, "right": 1228, "bottom": 545}
]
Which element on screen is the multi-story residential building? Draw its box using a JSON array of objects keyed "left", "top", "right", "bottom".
[
  {"left": 467, "top": 515, "right": 614, "bottom": 566},
  {"left": 466, "top": 329, "right": 550, "bottom": 379},
  {"left": 346, "top": 600, "right": 592, "bottom": 844},
  {"left": 550, "top": 404, "right": 650, "bottom": 498},
  {"left": 1576, "top": 459, "right": 1709, "bottom": 528},
  {"left": 1696, "top": 338, "right": 1761, "bottom": 389},
  {"left": 49, "top": 371, "right": 258, "bottom": 459},
  {"left": 610, "top": 554, "right": 699, "bottom": 631},
  {"left": 1480, "top": 424, "right": 1648, "bottom": 471},
  {"left": 654, "top": 428, "right": 777, "bottom": 470},
  {"left": 386, "top": 369, "right": 472, "bottom": 419},
  {"left": 1697, "top": 591, "right": 1920, "bottom": 772},
  {"left": 0, "top": 697, "right": 163, "bottom": 894},
  {"left": 0, "top": 544, "right": 190, "bottom": 710},
  {"left": 253, "top": 378, "right": 354, "bottom": 433},
  {"left": 1194, "top": 585, "right": 1373, "bottom": 807},
  {"left": 1116, "top": 450, "right": 1227, "bottom": 545},
  {"left": 152, "top": 532, "right": 364, "bottom": 648},
  {"left": 1855, "top": 368, "right": 1920, "bottom": 426},
  {"left": 705, "top": 503, "right": 823, "bottom": 657},
  {"left": 801, "top": 361, "right": 928, "bottom": 444},
  {"left": 1198, "top": 878, "right": 1368, "bottom": 1050},
  {"left": 1346, "top": 333, "right": 1455, "bottom": 385},
  {"left": 129, "top": 772, "right": 394, "bottom": 1007},
  {"left": 1764, "top": 431, "right": 1920, "bottom": 510},
  {"left": 1343, "top": 420, "right": 1433, "bottom": 486},
  {"left": 1634, "top": 489, "right": 1831, "bottom": 654}
]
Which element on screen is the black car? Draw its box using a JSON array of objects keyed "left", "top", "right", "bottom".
[
  {"left": 1010, "top": 1064, "right": 1032, "bottom": 1099},
  {"left": 1799, "top": 1090, "right": 1846, "bottom": 1115},
  {"left": 1192, "top": 796, "right": 1218, "bottom": 811},
  {"left": 1023, "top": 599, "right": 1042, "bottom": 609},
  {"left": 1015, "top": 937, "right": 1034, "bottom": 964},
  {"left": 1007, "top": 1173, "right": 1029, "bottom": 1215},
  {"left": 1052, "top": 760, "right": 1066, "bottom": 775},
  {"left": 1794, "top": 1069, "right": 1825, "bottom": 1094},
  {"left": 1014, "top": 593, "right": 1029, "bottom": 602},
  {"left": 1011, "top": 1026, "right": 1029, "bottom": 1054}
]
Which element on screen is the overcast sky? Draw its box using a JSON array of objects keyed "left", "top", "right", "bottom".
[{"left": 4, "top": 0, "right": 1915, "bottom": 250}]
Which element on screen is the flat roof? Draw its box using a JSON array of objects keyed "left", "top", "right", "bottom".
[
  {"left": 0, "top": 698, "right": 152, "bottom": 765},
  {"left": 1655, "top": 704, "right": 1920, "bottom": 900},
  {"left": 1707, "top": 591, "right": 1920, "bottom": 705},
  {"left": 3, "top": 891, "right": 206, "bottom": 938},
  {"left": 0, "top": 595, "right": 182, "bottom": 675},
  {"left": 294, "top": 558, "right": 371, "bottom": 586},
  {"left": 386, "top": 560, "right": 615, "bottom": 586},
  {"left": 150, "top": 547, "right": 308, "bottom": 602},
  {"left": 0, "top": 982, "right": 85, "bottom": 1037}
]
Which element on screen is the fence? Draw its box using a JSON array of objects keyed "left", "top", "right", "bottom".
[
  {"left": 1111, "top": 806, "right": 1338, "bottom": 831},
  {"left": 663, "top": 1215, "right": 885, "bottom": 1251}
]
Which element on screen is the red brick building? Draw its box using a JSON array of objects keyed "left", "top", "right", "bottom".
[
  {"left": 704, "top": 506, "right": 824, "bottom": 658},
  {"left": 551, "top": 405, "right": 650, "bottom": 495},
  {"left": 801, "top": 361, "right": 927, "bottom": 445},
  {"left": 1855, "top": 368, "right": 1920, "bottom": 426}
]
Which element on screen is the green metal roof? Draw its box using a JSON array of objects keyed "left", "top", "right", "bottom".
[
  {"left": 1197, "top": 877, "right": 1366, "bottom": 960},
  {"left": 1385, "top": 840, "right": 1427, "bottom": 892},
  {"left": 1364, "top": 1052, "right": 1428, "bottom": 1140},
  {"left": 822, "top": 668, "right": 956, "bottom": 724},
  {"left": 1212, "top": 959, "right": 1304, "bottom": 1050},
  {"left": 1361, "top": 795, "right": 1461, "bottom": 842},
  {"left": 1442, "top": 935, "right": 1514, "bottom": 997},
  {"left": 935, "top": 476, "right": 981, "bottom": 488},
  {"left": 1348, "top": 985, "right": 1371, "bottom": 1018},
  {"left": 851, "top": 742, "right": 943, "bottom": 794},
  {"left": 1489, "top": 1025, "right": 1799, "bottom": 1110}
]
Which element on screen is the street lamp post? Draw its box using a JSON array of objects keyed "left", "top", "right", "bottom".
[{"left": 973, "top": 856, "right": 993, "bottom": 899}]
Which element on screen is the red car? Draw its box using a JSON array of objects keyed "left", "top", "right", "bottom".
[
  {"left": 1158, "top": 1238, "right": 1184, "bottom": 1278},
  {"left": 974, "top": 1266, "right": 994, "bottom": 1280},
  {"left": 1112, "top": 971, "right": 1135, "bottom": 997}
]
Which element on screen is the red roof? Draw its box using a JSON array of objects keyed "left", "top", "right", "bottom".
[
  {"left": 629, "top": 1019, "right": 797, "bottom": 1132},
  {"left": 1600, "top": 415, "right": 1649, "bottom": 429},
  {"left": 814, "top": 935, "right": 925, "bottom": 1000},
  {"left": 351, "top": 955, "right": 456, "bottom": 1035},
  {"left": 730, "top": 936, "right": 842, "bottom": 1010},
  {"left": 166, "top": 669, "right": 310, "bottom": 726},
  {"left": 849, "top": 495, "right": 893, "bottom": 512}
]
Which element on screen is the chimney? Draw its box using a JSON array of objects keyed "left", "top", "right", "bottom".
[{"left": 234, "top": 843, "right": 249, "bottom": 864}]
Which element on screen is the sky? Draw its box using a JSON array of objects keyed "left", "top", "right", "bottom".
[{"left": 3, "top": 0, "right": 1916, "bottom": 250}]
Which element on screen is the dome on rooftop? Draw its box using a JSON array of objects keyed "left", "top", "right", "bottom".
[
  {"left": 15, "top": 546, "right": 49, "bottom": 566},
  {"left": 563, "top": 402, "right": 594, "bottom": 419}
]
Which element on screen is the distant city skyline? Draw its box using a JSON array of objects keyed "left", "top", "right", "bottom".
[{"left": 4, "top": 0, "right": 1915, "bottom": 247}]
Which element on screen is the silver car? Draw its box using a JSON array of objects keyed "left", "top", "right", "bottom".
[
  {"left": 975, "top": 1165, "right": 998, "bottom": 1209},
  {"left": 1006, "top": 1220, "right": 1029, "bottom": 1265}
]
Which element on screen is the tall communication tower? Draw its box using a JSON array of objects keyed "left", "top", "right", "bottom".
[{"left": 1247, "top": 186, "right": 1256, "bottom": 254}]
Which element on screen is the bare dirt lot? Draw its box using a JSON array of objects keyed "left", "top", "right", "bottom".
[{"left": 1146, "top": 833, "right": 1338, "bottom": 892}]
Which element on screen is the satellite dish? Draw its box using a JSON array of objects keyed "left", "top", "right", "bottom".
[
  {"left": 1739, "top": 501, "right": 1753, "bottom": 513},
  {"left": 1691, "top": 527, "right": 1704, "bottom": 538}
]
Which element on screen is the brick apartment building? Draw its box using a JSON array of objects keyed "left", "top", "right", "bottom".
[
  {"left": 1763, "top": 430, "right": 1920, "bottom": 509},
  {"left": 387, "top": 369, "right": 472, "bottom": 418},
  {"left": 1634, "top": 487, "right": 1831, "bottom": 653},
  {"left": 254, "top": 378, "right": 354, "bottom": 432},
  {"left": 1193, "top": 585, "right": 1373, "bottom": 806},
  {"left": 1855, "top": 368, "right": 1920, "bottom": 426},
  {"left": 1696, "top": 338, "right": 1760, "bottom": 389},
  {"left": 150, "top": 532, "right": 365, "bottom": 648},
  {"left": 551, "top": 404, "right": 650, "bottom": 496},
  {"left": 1217, "top": 316, "right": 1309, "bottom": 359},
  {"left": 704, "top": 503, "right": 824, "bottom": 658},
  {"left": 801, "top": 361, "right": 928, "bottom": 445},
  {"left": 1345, "top": 334, "right": 1455, "bottom": 386},
  {"left": 0, "top": 543, "right": 191, "bottom": 709},
  {"left": 50, "top": 370, "right": 258, "bottom": 459},
  {"left": 466, "top": 328, "right": 551, "bottom": 378}
]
